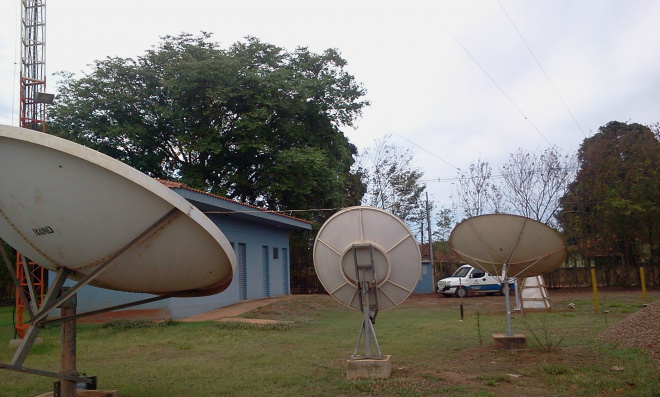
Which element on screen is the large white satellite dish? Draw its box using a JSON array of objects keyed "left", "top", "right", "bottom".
[
  {"left": 450, "top": 214, "right": 567, "bottom": 279},
  {"left": 0, "top": 124, "right": 236, "bottom": 388},
  {"left": 313, "top": 206, "right": 420, "bottom": 362},
  {"left": 0, "top": 124, "right": 235, "bottom": 296},
  {"left": 449, "top": 213, "right": 566, "bottom": 338}
]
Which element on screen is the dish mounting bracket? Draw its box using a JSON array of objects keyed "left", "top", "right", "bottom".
[{"left": 350, "top": 243, "right": 382, "bottom": 360}]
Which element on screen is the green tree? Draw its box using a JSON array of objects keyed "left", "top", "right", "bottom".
[
  {"left": 558, "top": 121, "right": 660, "bottom": 285},
  {"left": 49, "top": 33, "right": 368, "bottom": 219},
  {"left": 434, "top": 207, "right": 456, "bottom": 242},
  {"left": 48, "top": 33, "right": 370, "bottom": 293}
]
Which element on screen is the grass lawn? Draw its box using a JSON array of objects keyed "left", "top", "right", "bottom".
[{"left": 0, "top": 289, "right": 659, "bottom": 397}]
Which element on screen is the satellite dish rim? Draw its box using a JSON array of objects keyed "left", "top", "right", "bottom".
[
  {"left": 0, "top": 125, "right": 202, "bottom": 223},
  {"left": 0, "top": 124, "right": 235, "bottom": 297}
]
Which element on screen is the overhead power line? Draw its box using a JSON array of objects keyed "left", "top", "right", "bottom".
[
  {"left": 448, "top": 31, "right": 553, "bottom": 147},
  {"left": 496, "top": 0, "right": 588, "bottom": 139},
  {"left": 420, "top": 165, "right": 580, "bottom": 184},
  {"left": 391, "top": 130, "right": 460, "bottom": 170}
]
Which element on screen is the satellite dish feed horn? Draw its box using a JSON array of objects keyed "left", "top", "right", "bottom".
[{"left": 314, "top": 206, "right": 421, "bottom": 364}]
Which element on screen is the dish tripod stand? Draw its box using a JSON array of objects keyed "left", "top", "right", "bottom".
[{"left": 350, "top": 243, "right": 382, "bottom": 360}]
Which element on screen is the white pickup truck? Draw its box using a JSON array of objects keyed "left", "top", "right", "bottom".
[{"left": 437, "top": 264, "right": 512, "bottom": 297}]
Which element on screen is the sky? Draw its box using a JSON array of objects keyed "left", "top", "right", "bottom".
[{"left": 1, "top": 0, "right": 659, "bottom": 212}]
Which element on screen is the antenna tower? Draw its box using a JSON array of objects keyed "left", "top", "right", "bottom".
[
  {"left": 20, "top": 0, "right": 48, "bottom": 131},
  {"left": 14, "top": 0, "right": 47, "bottom": 339}
]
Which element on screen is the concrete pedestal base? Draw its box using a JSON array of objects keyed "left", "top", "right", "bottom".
[
  {"left": 346, "top": 355, "right": 392, "bottom": 379},
  {"left": 37, "top": 390, "right": 119, "bottom": 397},
  {"left": 36, "top": 390, "right": 118, "bottom": 397},
  {"left": 9, "top": 338, "right": 43, "bottom": 348},
  {"left": 492, "top": 333, "right": 527, "bottom": 350}
]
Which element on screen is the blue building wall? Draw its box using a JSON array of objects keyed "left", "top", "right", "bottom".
[
  {"left": 64, "top": 185, "right": 309, "bottom": 320},
  {"left": 413, "top": 260, "right": 435, "bottom": 294},
  {"left": 205, "top": 213, "right": 292, "bottom": 302}
]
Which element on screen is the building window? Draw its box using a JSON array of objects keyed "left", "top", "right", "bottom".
[
  {"left": 273, "top": 247, "right": 279, "bottom": 260},
  {"left": 262, "top": 246, "right": 270, "bottom": 297},
  {"left": 238, "top": 243, "right": 247, "bottom": 301}
]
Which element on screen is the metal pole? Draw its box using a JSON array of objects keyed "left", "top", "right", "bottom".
[
  {"left": 362, "top": 286, "right": 372, "bottom": 357},
  {"left": 426, "top": 193, "right": 433, "bottom": 283},
  {"left": 513, "top": 278, "right": 521, "bottom": 311},
  {"left": 640, "top": 266, "right": 647, "bottom": 302},
  {"left": 503, "top": 264, "right": 513, "bottom": 336},
  {"left": 590, "top": 267, "right": 599, "bottom": 313},
  {"left": 59, "top": 288, "right": 77, "bottom": 397}
]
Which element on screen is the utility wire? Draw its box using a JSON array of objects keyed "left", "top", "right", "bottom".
[
  {"left": 203, "top": 208, "right": 339, "bottom": 215},
  {"left": 449, "top": 32, "right": 553, "bottom": 147},
  {"left": 497, "top": 0, "right": 588, "bottom": 139},
  {"left": 390, "top": 130, "right": 460, "bottom": 170},
  {"left": 420, "top": 165, "right": 580, "bottom": 184}
]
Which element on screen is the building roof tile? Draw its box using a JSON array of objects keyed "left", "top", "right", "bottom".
[{"left": 155, "top": 179, "right": 312, "bottom": 226}]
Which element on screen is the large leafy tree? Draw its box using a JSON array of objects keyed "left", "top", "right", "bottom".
[
  {"left": 49, "top": 33, "right": 369, "bottom": 220},
  {"left": 48, "top": 33, "right": 370, "bottom": 293},
  {"left": 558, "top": 121, "right": 660, "bottom": 285}
]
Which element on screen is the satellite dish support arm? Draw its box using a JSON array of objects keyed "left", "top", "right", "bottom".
[
  {"left": 31, "top": 208, "right": 180, "bottom": 325},
  {"left": 1, "top": 240, "right": 35, "bottom": 319},
  {"left": 7, "top": 266, "right": 70, "bottom": 367},
  {"left": 0, "top": 209, "right": 180, "bottom": 384}
]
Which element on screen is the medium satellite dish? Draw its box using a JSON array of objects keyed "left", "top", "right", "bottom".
[
  {"left": 313, "top": 206, "right": 421, "bottom": 310},
  {"left": 450, "top": 214, "right": 567, "bottom": 279},
  {"left": 449, "top": 213, "right": 566, "bottom": 338},
  {"left": 0, "top": 124, "right": 235, "bottom": 296},
  {"left": 314, "top": 206, "right": 420, "bottom": 364}
]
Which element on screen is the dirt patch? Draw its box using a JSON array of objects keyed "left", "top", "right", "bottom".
[
  {"left": 216, "top": 318, "right": 293, "bottom": 325},
  {"left": 78, "top": 308, "right": 170, "bottom": 323},
  {"left": 181, "top": 296, "right": 295, "bottom": 323}
]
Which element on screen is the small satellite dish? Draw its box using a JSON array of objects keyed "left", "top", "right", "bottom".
[
  {"left": 450, "top": 213, "right": 566, "bottom": 338},
  {"left": 450, "top": 214, "right": 567, "bottom": 279},
  {"left": 314, "top": 206, "right": 420, "bottom": 362},
  {"left": 313, "top": 206, "right": 421, "bottom": 310},
  {"left": 0, "top": 124, "right": 235, "bottom": 296}
]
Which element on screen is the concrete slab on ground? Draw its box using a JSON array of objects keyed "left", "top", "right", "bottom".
[{"left": 180, "top": 297, "right": 289, "bottom": 322}]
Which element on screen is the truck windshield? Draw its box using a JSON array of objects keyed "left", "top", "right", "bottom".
[{"left": 452, "top": 267, "right": 471, "bottom": 278}]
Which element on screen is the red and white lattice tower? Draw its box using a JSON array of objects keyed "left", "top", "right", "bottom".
[
  {"left": 19, "top": 0, "right": 48, "bottom": 131},
  {"left": 15, "top": 0, "right": 47, "bottom": 339}
]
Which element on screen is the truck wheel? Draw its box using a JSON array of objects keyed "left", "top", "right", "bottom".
[{"left": 455, "top": 286, "right": 467, "bottom": 298}]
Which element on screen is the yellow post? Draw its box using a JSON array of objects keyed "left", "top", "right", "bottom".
[
  {"left": 590, "top": 267, "right": 599, "bottom": 313},
  {"left": 640, "top": 266, "right": 647, "bottom": 302}
]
